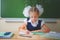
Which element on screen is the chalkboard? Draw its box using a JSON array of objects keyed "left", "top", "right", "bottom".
[
  {"left": 1, "top": 0, "right": 60, "bottom": 18},
  {"left": 0, "top": 0, "right": 1, "bottom": 18}
]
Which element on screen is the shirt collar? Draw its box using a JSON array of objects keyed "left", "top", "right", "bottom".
[{"left": 28, "top": 19, "right": 38, "bottom": 24}]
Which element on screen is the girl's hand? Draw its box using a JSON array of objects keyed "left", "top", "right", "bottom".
[
  {"left": 26, "top": 30, "right": 30, "bottom": 34},
  {"left": 26, "top": 30, "right": 31, "bottom": 34}
]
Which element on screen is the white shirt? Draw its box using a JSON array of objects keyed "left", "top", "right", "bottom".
[{"left": 24, "top": 18, "right": 45, "bottom": 27}]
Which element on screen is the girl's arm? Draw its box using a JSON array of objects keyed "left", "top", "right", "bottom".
[
  {"left": 18, "top": 23, "right": 31, "bottom": 34},
  {"left": 41, "top": 24, "right": 50, "bottom": 33},
  {"left": 18, "top": 23, "right": 27, "bottom": 32}
]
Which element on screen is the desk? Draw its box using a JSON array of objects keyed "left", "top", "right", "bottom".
[{"left": 0, "top": 32, "right": 59, "bottom": 40}]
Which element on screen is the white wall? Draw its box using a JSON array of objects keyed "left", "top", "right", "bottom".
[
  {"left": 0, "top": 18, "right": 60, "bottom": 32},
  {"left": 0, "top": 19, "right": 22, "bottom": 32}
]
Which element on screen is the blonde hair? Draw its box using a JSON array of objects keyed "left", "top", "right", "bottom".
[
  {"left": 29, "top": 7, "right": 39, "bottom": 14},
  {"left": 23, "top": 4, "right": 44, "bottom": 17}
]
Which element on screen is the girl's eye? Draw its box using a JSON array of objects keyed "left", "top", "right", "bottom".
[{"left": 31, "top": 16, "right": 37, "bottom": 18}]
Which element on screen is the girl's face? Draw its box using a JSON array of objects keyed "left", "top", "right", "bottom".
[{"left": 29, "top": 12, "right": 39, "bottom": 23}]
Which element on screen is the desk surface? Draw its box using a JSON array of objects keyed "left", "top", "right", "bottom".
[{"left": 0, "top": 32, "right": 59, "bottom": 40}]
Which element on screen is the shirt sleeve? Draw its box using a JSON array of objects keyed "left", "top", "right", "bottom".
[
  {"left": 24, "top": 19, "right": 27, "bottom": 23},
  {"left": 41, "top": 20, "right": 45, "bottom": 27}
]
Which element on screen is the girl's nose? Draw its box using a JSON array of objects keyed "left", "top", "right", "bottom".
[{"left": 33, "top": 18, "right": 35, "bottom": 20}]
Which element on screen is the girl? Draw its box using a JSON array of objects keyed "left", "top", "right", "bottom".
[{"left": 18, "top": 4, "right": 50, "bottom": 35}]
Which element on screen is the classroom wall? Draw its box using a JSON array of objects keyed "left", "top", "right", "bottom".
[
  {"left": 0, "top": 19, "right": 21, "bottom": 32},
  {"left": 0, "top": 19, "right": 60, "bottom": 32}
]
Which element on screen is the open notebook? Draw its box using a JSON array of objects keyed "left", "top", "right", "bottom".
[
  {"left": 19, "top": 31, "right": 60, "bottom": 39},
  {"left": 0, "top": 32, "right": 14, "bottom": 38},
  {"left": 32, "top": 31, "right": 60, "bottom": 39}
]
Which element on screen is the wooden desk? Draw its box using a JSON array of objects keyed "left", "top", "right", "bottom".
[{"left": 0, "top": 32, "right": 59, "bottom": 40}]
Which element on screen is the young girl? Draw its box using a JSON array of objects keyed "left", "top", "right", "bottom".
[{"left": 18, "top": 4, "right": 50, "bottom": 34}]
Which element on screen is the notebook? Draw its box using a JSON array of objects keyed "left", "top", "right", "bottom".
[
  {"left": 32, "top": 31, "right": 60, "bottom": 39},
  {"left": 41, "top": 31, "right": 60, "bottom": 39},
  {"left": 0, "top": 32, "right": 14, "bottom": 38}
]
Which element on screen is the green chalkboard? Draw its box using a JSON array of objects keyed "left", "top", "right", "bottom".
[
  {"left": 1, "top": 0, "right": 60, "bottom": 18},
  {"left": 0, "top": 0, "right": 1, "bottom": 18}
]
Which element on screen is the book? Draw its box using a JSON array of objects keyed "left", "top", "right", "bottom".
[{"left": 0, "top": 32, "right": 14, "bottom": 38}]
